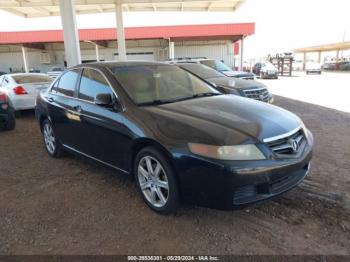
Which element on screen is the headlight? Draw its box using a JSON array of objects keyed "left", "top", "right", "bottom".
[{"left": 188, "top": 143, "right": 266, "bottom": 160}]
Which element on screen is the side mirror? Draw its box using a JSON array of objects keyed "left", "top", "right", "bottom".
[{"left": 94, "top": 93, "right": 113, "bottom": 107}]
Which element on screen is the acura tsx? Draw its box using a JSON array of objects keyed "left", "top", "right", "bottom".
[{"left": 35, "top": 61, "right": 313, "bottom": 214}]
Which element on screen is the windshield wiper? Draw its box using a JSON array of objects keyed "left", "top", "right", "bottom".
[
  {"left": 191, "top": 92, "right": 221, "bottom": 98},
  {"left": 138, "top": 99, "right": 173, "bottom": 106},
  {"left": 138, "top": 93, "right": 221, "bottom": 106}
]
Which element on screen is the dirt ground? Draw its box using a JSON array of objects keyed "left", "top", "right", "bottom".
[{"left": 0, "top": 96, "right": 349, "bottom": 255}]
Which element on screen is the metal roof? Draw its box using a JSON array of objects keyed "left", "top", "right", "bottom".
[
  {"left": 0, "top": 0, "right": 245, "bottom": 18},
  {"left": 294, "top": 42, "right": 350, "bottom": 53},
  {"left": 0, "top": 23, "right": 254, "bottom": 44}
]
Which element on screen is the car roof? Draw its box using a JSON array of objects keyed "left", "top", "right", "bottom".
[
  {"left": 72, "top": 60, "right": 170, "bottom": 70},
  {"left": 2, "top": 73, "right": 49, "bottom": 77}
]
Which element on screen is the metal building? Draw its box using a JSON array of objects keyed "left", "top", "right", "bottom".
[{"left": 0, "top": 23, "right": 254, "bottom": 73}]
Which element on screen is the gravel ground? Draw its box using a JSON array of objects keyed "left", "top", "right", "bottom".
[{"left": 0, "top": 96, "right": 349, "bottom": 255}]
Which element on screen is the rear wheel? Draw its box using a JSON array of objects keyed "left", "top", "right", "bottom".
[
  {"left": 4, "top": 108, "right": 15, "bottom": 131},
  {"left": 134, "top": 147, "right": 179, "bottom": 215},
  {"left": 42, "top": 119, "right": 64, "bottom": 158}
]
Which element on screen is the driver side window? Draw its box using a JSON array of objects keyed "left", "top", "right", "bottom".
[{"left": 78, "top": 68, "right": 114, "bottom": 102}]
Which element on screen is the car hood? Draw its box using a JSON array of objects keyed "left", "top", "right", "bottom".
[
  {"left": 207, "top": 77, "right": 265, "bottom": 90},
  {"left": 221, "top": 70, "right": 255, "bottom": 78},
  {"left": 141, "top": 95, "right": 301, "bottom": 146}
]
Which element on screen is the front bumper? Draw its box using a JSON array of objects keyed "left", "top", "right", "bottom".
[{"left": 171, "top": 133, "right": 313, "bottom": 210}]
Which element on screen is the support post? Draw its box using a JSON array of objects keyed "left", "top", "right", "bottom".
[
  {"left": 21, "top": 46, "right": 29, "bottom": 73},
  {"left": 58, "top": 0, "right": 81, "bottom": 67},
  {"left": 115, "top": 0, "right": 127, "bottom": 61},
  {"left": 95, "top": 44, "right": 100, "bottom": 62},
  {"left": 169, "top": 40, "right": 175, "bottom": 59},
  {"left": 240, "top": 37, "right": 244, "bottom": 71},
  {"left": 336, "top": 50, "right": 340, "bottom": 62},
  {"left": 317, "top": 51, "right": 321, "bottom": 63},
  {"left": 302, "top": 52, "right": 306, "bottom": 70}
]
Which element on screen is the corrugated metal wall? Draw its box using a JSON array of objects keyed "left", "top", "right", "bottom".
[
  {"left": 174, "top": 40, "right": 236, "bottom": 68},
  {"left": 0, "top": 40, "right": 239, "bottom": 72}
]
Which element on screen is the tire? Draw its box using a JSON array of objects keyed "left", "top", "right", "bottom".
[
  {"left": 41, "top": 119, "right": 64, "bottom": 158},
  {"left": 134, "top": 146, "right": 179, "bottom": 215},
  {"left": 14, "top": 110, "right": 21, "bottom": 117},
  {"left": 4, "top": 108, "right": 15, "bottom": 131}
]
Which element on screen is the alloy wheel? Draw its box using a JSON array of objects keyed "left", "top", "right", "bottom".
[
  {"left": 137, "top": 156, "right": 169, "bottom": 208},
  {"left": 43, "top": 122, "right": 56, "bottom": 155}
]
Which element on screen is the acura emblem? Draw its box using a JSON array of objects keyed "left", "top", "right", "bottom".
[
  {"left": 289, "top": 139, "right": 299, "bottom": 152},
  {"left": 259, "top": 94, "right": 265, "bottom": 100}
]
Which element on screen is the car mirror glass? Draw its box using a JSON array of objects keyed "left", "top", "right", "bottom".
[{"left": 94, "top": 93, "right": 113, "bottom": 107}]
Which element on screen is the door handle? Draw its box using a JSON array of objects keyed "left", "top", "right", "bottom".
[
  {"left": 47, "top": 97, "right": 54, "bottom": 103},
  {"left": 73, "top": 105, "right": 82, "bottom": 113}
]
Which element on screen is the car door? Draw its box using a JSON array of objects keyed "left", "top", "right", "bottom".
[
  {"left": 73, "top": 67, "right": 131, "bottom": 170},
  {"left": 46, "top": 69, "right": 81, "bottom": 148}
]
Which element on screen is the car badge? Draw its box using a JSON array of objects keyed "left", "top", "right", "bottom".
[{"left": 289, "top": 139, "right": 299, "bottom": 153}]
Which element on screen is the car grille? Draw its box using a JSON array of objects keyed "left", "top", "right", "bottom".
[
  {"left": 241, "top": 76, "right": 255, "bottom": 80},
  {"left": 233, "top": 163, "right": 310, "bottom": 205},
  {"left": 265, "top": 128, "right": 305, "bottom": 156},
  {"left": 242, "top": 88, "right": 270, "bottom": 102}
]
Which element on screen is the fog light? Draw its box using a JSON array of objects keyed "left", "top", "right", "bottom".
[{"left": 1, "top": 103, "right": 8, "bottom": 110}]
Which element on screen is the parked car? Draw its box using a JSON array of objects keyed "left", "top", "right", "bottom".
[
  {"left": 0, "top": 91, "right": 15, "bottom": 131},
  {"left": 253, "top": 62, "right": 279, "bottom": 79},
  {"left": 0, "top": 73, "right": 53, "bottom": 112},
  {"left": 170, "top": 58, "right": 256, "bottom": 80},
  {"left": 339, "top": 61, "right": 350, "bottom": 71},
  {"left": 177, "top": 63, "right": 273, "bottom": 103},
  {"left": 35, "top": 61, "right": 313, "bottom": 214},
  {"left": 305, "top": 62, "right": 322, "bottom": 74},
  {"left": 322, "top": 62, "right": 336, "bottom": 71},
  {"left": 46, "top": 67, "right": 64, "bottom": 79}
]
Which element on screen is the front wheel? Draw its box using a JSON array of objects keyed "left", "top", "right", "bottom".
[
  {"left": 134, "top": 147, "right": 179, "bottom": 215},
  {"left": 42, "top": 119, "right": 64, "bottom": 158}
]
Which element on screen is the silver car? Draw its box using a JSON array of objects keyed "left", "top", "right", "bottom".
[{"left": 0, "top": 73, "right": 53, "bottom": 111}]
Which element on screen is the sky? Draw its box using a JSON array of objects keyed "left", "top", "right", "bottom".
[{"left": 0, "top": 0, "right": 349, "bottom": 59}]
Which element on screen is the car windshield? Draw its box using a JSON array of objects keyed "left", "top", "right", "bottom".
[
  {"left": 180, "top": 64, "right": 225, "bottom": 79},
  {"left": 262, "top": 62, "right": 276, "bottom": 70},
  {"left": 200, "top": 60, "right": 232, "bottom": 72},
  {"left": 13, "top": 75, "right": 53, "bottom": 84},
  {"left": 112, "top": 64, "right": 220, "bottom": 105}
]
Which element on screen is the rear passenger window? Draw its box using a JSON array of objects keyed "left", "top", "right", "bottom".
[
  {"left": 56, "top": 70, "right": 79, "bottom": 97},
  {"left": 78, "top": 68, "right": 113, "bottom": 102}
]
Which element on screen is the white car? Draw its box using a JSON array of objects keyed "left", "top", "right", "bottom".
[
  {"left": 0, "top": 73, "right": 53, "bottom": 111},
  {"left": 305, "top": 62, "right": 322, "bottom": 74}
]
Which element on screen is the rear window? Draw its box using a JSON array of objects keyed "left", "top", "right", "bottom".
[{"left": 13, "top": 75, "right": 53, "bottom": 84}]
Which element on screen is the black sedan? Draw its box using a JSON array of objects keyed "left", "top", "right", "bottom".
[
  {"left": 0, "top": 91, "right": 15, "bottom": 131},
  {"left": 35, "top": 61, "right": 313, "bottom": 214},
  {"left": 177, "top": 63, "right": 273, "bottom": 103}
]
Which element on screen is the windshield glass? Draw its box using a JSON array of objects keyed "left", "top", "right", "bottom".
[
  {"left": 13, "top": 75, "right": 53, "bottom": 84},
  {"left": 262, "top": 62, "right": 277, "bottom": 70},
  {"left": 179, "top": 64, "right": 225, "bottom": 79},
  {"left": 112, "top": 65, "right": 220, "bottom": 105},
  {"left": 200, "top": 60, "right": 232, "bottom": 72}
]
